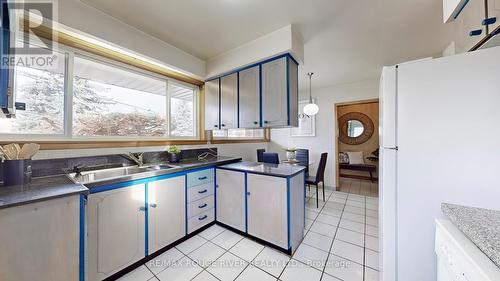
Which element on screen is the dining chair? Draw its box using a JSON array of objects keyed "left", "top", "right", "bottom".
[
  {"left": 295, "top": 149, "right": 309, "bottom": 177},
  {"left": 306, "top": 153, "right": 328, "bottom": 208},
  {"left": 257, "top": 149, "right": 265, "bottom": 162},
  {"left": 261, "top": 152, "right": 280, "bottom": 164}
]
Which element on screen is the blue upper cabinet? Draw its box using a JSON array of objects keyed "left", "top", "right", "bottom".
[
  {"left": 238, "top": 65, "right": 261, "bottom": 128},
  {"left": 205, "top": 78, "right": 221, "bottom": 130},
  {"left": 261, "top": 56, "right": 298, "bottom": 128},
  {"left": 1, "top": 0, "right": 11, "bottom": 111},
  {"left": 220, "top": 73, "right": 238, "bottom": 129},
  {"left": 204, "top": 53, "right": 299, "bottom": 130}
]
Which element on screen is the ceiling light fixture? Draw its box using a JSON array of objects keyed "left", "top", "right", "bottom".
[{"left": 303, "top": 72, "right": 319, "bottom": 116}]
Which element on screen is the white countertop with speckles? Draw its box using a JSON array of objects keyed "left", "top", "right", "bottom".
[{"left": 442, "top": 203, "right": 500, "bottom": 269}]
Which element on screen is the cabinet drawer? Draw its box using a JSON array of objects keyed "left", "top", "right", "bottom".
[
  {"left": 188, "top": 208, "right": 214, "bottom": 234},
  {"left": 187, "top": 169, "right": 214, "bottom": 187},
  {"left": 187, "top": 182, "right": 214, "bottom": 203},
  {"left": 187, "top": 195, "right": 214, "bottom": 218}
]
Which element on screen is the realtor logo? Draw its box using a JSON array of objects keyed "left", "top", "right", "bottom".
[{"left": 1, "top": 0, "right": 58, "bottom": 69}]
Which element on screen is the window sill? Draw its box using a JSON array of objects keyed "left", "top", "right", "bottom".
[{"left": 0, "top": 138, "right": 270, "bottom": 150}]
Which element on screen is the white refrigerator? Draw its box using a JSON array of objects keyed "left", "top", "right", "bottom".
[{"left": 379, "top": 46, "right": 500, "bottom": 281}]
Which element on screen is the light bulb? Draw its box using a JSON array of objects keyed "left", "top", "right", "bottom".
[{"left": 303, "top": 103, "right": 319, "bottom": 116}]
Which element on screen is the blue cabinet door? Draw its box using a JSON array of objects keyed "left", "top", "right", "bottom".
[{"left": 0, "top": 0, "right": 11, "bottom": 109}]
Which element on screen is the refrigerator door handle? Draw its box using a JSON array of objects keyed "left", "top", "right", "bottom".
[{"left": 382, "top": 146, "right": 399, "bottom": 150}]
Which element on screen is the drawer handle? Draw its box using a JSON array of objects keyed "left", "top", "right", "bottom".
[
  {"left": 198, "top": 203, "right": 208, "bottom": 209},
  {"left": 139, "top": 206, "right": 147, "bottom": 212},
  {"left": 469, "top": 29, "right": 482, "bottom": 37},
  {"left": 198, "top": 215, "right": 208, "bottom": 221},
  {"left": 198, "top": 176, "right": 208, "bottom": 180},
  {"left": 150, "top": 203, "right": 157, "bottom": 208},
  {"left": 198, "top": 189, "right": 208, "bottom": 194},
  {"left": 482, "top": 17, "right": 497, "bottom": 26}
]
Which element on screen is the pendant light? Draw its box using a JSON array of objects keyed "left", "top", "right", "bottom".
[{"left": 303, "top": 72, "right": 319, "bottom": 116}]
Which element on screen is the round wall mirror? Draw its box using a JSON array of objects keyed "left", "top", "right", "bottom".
[
  {"left": 347, "top": 120, "right": 364, "bottom": 138},
  {"left": 338, "top": 112, "right": 374, "bottom": 145}
]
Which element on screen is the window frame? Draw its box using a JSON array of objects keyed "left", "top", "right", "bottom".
[{"left": 1, "top": 40, "right": 200, "bottom": 141}]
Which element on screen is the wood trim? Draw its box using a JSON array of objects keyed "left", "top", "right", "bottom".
[
  {"left": 199, "top": 85, "right": 206, "bottom": 139},
  {"left": 336, "top": 99, "right": 379, "bottom": 107},
  {"left": 22, "top": 19, "right": 204, "bottom": 86},
  {"left": 334, "top": 104, "right": 340, "bottom": 191},
  {"left": 1, "top": 140, "right": 207, "bottom": 150},
  {"left": 0, "top": 138, "right": 270, "bottom": 150}
]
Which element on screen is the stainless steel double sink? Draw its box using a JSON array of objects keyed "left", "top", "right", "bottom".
[{"left": 66, "top": 163, "right": 179, "bottom": 185}]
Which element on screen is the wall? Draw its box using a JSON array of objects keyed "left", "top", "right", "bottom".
[
  {"left": 206, "top": 25, "right": 304, "bottom": 78},
  {"left": 268, "top": 79, "right": 379, "bottom": 187},
  {"left": 57, "top": 0, "right": 205, "bottom": 78},
  {"left": 337, "top": 101, "right": 379, "bottom": 178}
]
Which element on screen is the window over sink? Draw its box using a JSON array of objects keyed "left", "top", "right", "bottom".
[
  {"left": 1, "top": 42, "right": 199, "bottom": 140},
  {"left": 73, "top": 55, "right": 168, "bottom": 137}
]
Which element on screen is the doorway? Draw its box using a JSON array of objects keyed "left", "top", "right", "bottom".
[{"left": 334, "top": 99, "right": 379, "bottom": 197}]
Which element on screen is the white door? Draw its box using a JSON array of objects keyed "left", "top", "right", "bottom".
[
  {"left": 0, "top": 196, "right": 80, "bottom": 281},
  {"left": 88, "top": 184, "right": 146, "bottom": 281},
  {"left": 247, "top": 173, "right": 287, "bottom": 249},
  {"left": 262, "top": 57, "right": 288, "bottom": 127},
  {"left": 238, "top": 66, "right": 261, "bottom": 128},
  {"left": 220, "top": 73, "right": 238, "bottom": 129},
  {"left": 148, "top": 176, "right": 186, "bottom": 253},
  {"left": 216, "top": 169, "right": 246, "bottom": 232},
  {"left": 205, "top": 79, "right": 220, "bottom": 130}
]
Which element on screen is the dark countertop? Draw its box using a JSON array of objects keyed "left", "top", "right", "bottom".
[
  {"left": 217, "top": 161, "right": 305, "bottom": 178},
  {"left": 0, "top": 156, "right": 241, "bottom": 209},
  {"left": 83, "top": 156, "right": 241, "bottom": 189},
  {"left": 0, "top": 175, "right": 88, "bottom": 209},
  {"left": 442, "top": 203, "right": 500, "bottom": 268}
]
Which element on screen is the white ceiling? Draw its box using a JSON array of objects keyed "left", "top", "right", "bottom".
[{"left": 81, "top": 0, "right": 455, "bottom": 90}]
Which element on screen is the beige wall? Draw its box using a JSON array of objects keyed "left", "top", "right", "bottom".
[{"left": 337, "top": 101, "right": 379, "bottom": 177}]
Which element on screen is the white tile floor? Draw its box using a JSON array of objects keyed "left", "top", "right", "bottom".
[{"left": 118, "top": 188, "right": 379, "bottom": 281}]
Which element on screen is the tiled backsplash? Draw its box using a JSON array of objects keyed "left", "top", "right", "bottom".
[{"left": 0, "top": 148, "right": 217, "bottom": 178}]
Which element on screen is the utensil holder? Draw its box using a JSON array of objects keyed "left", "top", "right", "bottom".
[{"left": 2, "top": 160, "right": 32, "bottom": 186}]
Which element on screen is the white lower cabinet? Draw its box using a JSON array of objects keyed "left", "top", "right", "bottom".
[
  {"left": 148, "top": 176, "right": 186, "bottom": 253},
  {"left": 216, "top": 169, "right": 246, "bottom": 232},
  {"left": 188, "top": 209, "right": 215, "bottom": 234},
  {"left": 247, "top": 174, "right": 288, "bottom": 249},
  {"left": 186, "top": 168, "right": 215, "bottom": 234},
  {"left": 188, "top": 195, "right": 214, "bottom": 218},
  {"left": 88, "top": 184, "right": 146, "bottom": 281},
  {"left": 0, "top": 195, "right": 80, "bottom": 281}
]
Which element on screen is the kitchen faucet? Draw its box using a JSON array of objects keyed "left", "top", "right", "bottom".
[{"left": 125, "top": 152, "right": 144, "bottom": 167}]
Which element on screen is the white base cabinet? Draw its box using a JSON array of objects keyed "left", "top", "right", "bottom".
[
  {"left": 0, "top": 195, "right": 80, "bottom": 281},
  {"left": 186, "top": 168, "right": 215, "bottom": 234},
  {"left": 246, "top": 172, "right": 305, "bottom": 252},
  {"left": 87, "top": 184, "right": 146, "bottom": 281},
  {"left": 247, "top": 173, "right": 288, "bottom": 249},
  {"left": 148, "top": 176, "right": 186, "bottom": 253},
  {"left": 216, "top": 169, "right": 246, "bottom": 232}
]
